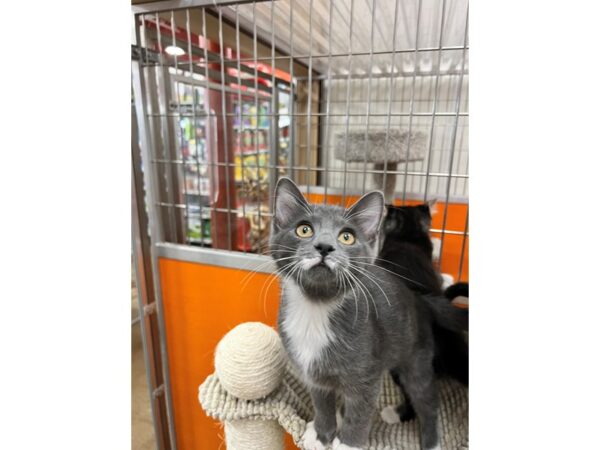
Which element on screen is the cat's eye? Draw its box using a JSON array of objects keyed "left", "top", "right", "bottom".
[
  {"left": 296, "top": 224, "right": 314, "bottom": 238},
  {"left": 338, "top": 231, "right": 356, "bottom": 245}
]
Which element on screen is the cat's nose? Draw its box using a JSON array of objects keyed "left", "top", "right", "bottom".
[{"left": 314, "top": 243, "right": 335, "bottom": 257}]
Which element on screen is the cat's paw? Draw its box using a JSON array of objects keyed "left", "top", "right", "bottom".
[
  {"left": 380, "top": 405, "right": 400, "bottom": 424},
  {"left": 398, "top": 401, "right": 416, "bottom": 422},
  {"left": 301, "top": 421, "right": 326, "bottom": 450},
  {"left": 332, "top": 437, "right": 362, "bottom": 450}
]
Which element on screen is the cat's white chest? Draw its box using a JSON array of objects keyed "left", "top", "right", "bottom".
[{"left": 280, "top": 281, "right": 337, "bottom": 375}]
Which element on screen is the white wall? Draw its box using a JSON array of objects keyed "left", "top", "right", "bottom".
[{"left": 320, "top": 71, "right": 469, "bottom": 201}]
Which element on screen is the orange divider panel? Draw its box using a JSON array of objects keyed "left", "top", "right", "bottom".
[{"left": 159, "top": 258, "right": 297, "bottom": 450}]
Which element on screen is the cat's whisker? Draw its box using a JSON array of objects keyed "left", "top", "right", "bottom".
[
  {"left": 265, "top": 261, "right": 305, "bottom": 318},
  {"left": 261, "top": 262, "right": 295, "bottom": 318},
  {"left": 241, "top": 271, "right": 275, "bottom": 294},
  {"left": 340, "top": 268, "right": 359, "bottom": 325},
  {"left": 337, "top": 269, "right": 346, "bottom": 298},
  {"left": 347, "top": 255, "right": 409, "bottom": 271},
  {"left": 259, "top": 249, "right": 295, "bottom": 259},
  {"left": 352, "top": 271, "right": 379, "bottom": 320},
  {"left": 267, "top": 244, "right": 298, "bottom": 252},
  {"left": 257, "top": 243, "right": 297, "bottom": 259},
  {"left": 345, "top": 270, "right": 365, "bottom": 306},
  {"left": 347, "top": 274, "right": 359, "bottom": 325},
  {"left": 344, "top": 268, "right": 375, "bottom": 322},
  {"left": 258, "top": 260, "right": 298, "bottom": 313},
  {"left": 258, "top": 249, "right": 292, "bottom": 257},
  {"left": 259, "top": 260, "right": 296, "bottom": 288},
  {"left": 240, "top": 259, "right": 278, "bottom": 287},
  {"left": 346, "top": 258, "right": 426, "bottom": 288},
  {"left": 287, "top": 263, "right": 307, "bottom": 300},
  {"left": 272, "top": 256, "right": 299, "bottom": 263},
  {"left": 260, "top": 270, "right": 283, "bottom": 316},
  {"left": 240, "top": 255, "right": 297, "bottom": 289},
  {"left": 352, "top": 268, "right": 381, "bottom": 318},
  {"left": 346, "top": 261, "right": 388, "bottom": 289},
  {"left": 346, "top": 262, "right": 392, "bottom": 307}
]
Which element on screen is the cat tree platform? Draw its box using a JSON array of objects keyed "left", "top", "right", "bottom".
[
  {"left": 334, "top": 130, "right": 428, "bottom": 203},
  {"left": 199, "top": 322, "right": 468, "bottom": 450}
]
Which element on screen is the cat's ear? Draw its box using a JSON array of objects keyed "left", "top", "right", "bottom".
[
  {"left": 427, "top": 198, "right": 438, "bottom": 215},
  {"left": 416, "top": 200, "right": 436, "bottom": 232},
  {"left": 273, "top": 177, "right": 311, "bottom": 229},
  {"left": 345, "top": 190, "right": 385, "bottom": 240}
]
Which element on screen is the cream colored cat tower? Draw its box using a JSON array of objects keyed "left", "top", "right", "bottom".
[
  {"left": 199, "top": 322, "right": 468, "bottom": 450},
  {"left": 334, "top": 130, "right": 428, "bottom": 203}
]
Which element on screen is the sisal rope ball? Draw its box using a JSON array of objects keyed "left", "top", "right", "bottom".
[{"left": 215, "top": 322, "right": 286, "bottom": 400}]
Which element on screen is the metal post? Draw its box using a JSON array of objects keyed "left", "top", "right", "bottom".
[
  {"left": 361, "top": 0, "right": 377, "bottom": 195},
  {"left": 401, "top": 0, "right": 423, "bottom": 203},
  {"left": 132, "top": 174, "right": 161, "bottom": 450},
  {"left": 341, "top": 0, "right": 354, "bottom": 206},
  {"left": 438, "top": 6, "right": 469, "bottom": 268},
  {"left": 288, "top": 0, "right": 295, "bottom": 181},
  {"left": 322, "top": 0, "right": 335, "bottom": 204},
  {"left": 132, "top": 18, "right": 178, "bottom": 447},
  {"left": 269, "top": 1, "right": 279, "bottom": 210},
  {"left": 305, "top": 0, "right": 314, "bottom": 196}
]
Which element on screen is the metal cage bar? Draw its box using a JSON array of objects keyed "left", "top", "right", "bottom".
[{"left": 438, "top": 5, "right": 468, "bottom": 268}]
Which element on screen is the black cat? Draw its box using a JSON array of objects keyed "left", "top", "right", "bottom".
[
  {"left": 380, "top": 203, "right": 443, "bottom": 296},
  {"left": 379, "top": 203, "right": 469, "bottom": 423},
  {"left": 380, "top": 202, "right": 469, "bottom": 301}
]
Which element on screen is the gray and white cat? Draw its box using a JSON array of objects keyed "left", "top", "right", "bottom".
[{"left": 270, "top": 178, "right": 467, "bottom": 450}]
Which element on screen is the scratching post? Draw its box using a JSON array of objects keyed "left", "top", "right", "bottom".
[
  {"left": 373, "top": 162, "right": 398, "bottom": 203},
  {"left": 335, "top": 130, "right": 427, "bottom": 203},
  {"left": 213, "top": 322, "right": 287, "bottom": 450},
  {"left": 224, "top": 419, "right": 284, "bottom": 450}
]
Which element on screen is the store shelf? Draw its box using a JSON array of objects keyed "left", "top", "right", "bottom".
[
  {"left": 184, "top": 190, "right": 210, "bottom": 197},
  {"left": 233, "top": 125, "right": 271, "bottom": 131},
  {"left": 235, "top": 146, "right": 270, "bottom": 154},
  {"left": 188, "top": 237, "right": 212, "bottom": 245}
]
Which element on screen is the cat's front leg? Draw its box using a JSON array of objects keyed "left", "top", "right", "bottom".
[
  {"left": 333, "top": 384, "right": 380, "bottom": 450},
  {"left": 302, "top": 387, "right": 337, "bottom": 450},
  {"left": 399, "top": 362, "right": 441, "bottom": 450}
]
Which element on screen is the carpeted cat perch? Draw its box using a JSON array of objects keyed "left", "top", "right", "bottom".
[
  {"left": 335, "top": 130, "right": 427, "bottom": 203},
  {"left": 199, "top": 322, "right": 468, "bottom": 450}
]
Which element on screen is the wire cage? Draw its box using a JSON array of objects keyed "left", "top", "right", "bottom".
[{"left": 131, "top": 0, "right": 468, "bottom": 447}]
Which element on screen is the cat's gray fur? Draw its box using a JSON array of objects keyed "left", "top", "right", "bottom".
[{"left": 270, "top": 178, "right": 467, "bottom": 450}]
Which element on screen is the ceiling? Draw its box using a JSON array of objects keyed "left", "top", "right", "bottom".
[
  {"left": 133, "top": 0, "right": 469, "bottom": 77},
  {"left": 225, "top": 0, "right": 469, "bottom": 76}
]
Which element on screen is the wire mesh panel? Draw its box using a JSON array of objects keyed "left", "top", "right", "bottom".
[{"left": 132, "top": 0, "right": 468, "bottom": 279}]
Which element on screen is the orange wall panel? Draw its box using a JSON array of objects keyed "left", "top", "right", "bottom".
[{"left": 159, "top": 258, "right": 297, "bottom": 450}]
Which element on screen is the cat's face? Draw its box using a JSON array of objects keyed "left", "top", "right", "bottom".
[
  {"left": 270, "top": 178, "right": 384, "bottom": 301},
  {"left": 383, "top": 202, "right": 436, "bottom": 237}
]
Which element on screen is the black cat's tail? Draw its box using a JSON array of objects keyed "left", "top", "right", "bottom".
[
  {"left": 444, "top": 282, "right": 469, "bottom": 300},
  {"left": 433, "top": 326, "right": 469, "bottom": 385},
  {"left": 422, "top": 294, "right": 469, "bottom": 333},
  {"left": 423, "top": 294, "right": 469, "bottom": 385}
]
